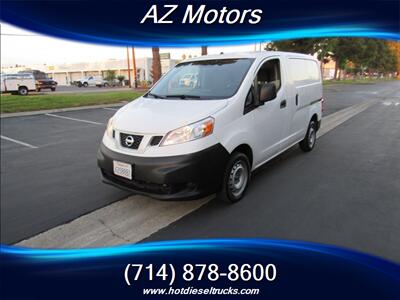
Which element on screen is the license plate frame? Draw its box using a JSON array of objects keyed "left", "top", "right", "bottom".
[{"left": 113, "top": 160, "right": 132, "bottom": 180}]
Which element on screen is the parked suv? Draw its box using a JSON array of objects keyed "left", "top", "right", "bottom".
[{"left": 98, "top": 52, "right": 323, "bottom": 203}]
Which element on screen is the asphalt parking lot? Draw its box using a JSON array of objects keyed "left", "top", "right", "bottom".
[{"left": 1, "top": 81, "right": 399, "bottom": 261}]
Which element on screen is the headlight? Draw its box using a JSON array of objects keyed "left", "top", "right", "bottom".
[
  {"left": 106, "top": 117, "right": 114, "bottom": 138},
  {"left": 161, "top": 117, "right": 214, "bottom": 146}
]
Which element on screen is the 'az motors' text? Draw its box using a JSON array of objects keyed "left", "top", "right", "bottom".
[
  {"left": 125, "top": 264, "right": 277, "bottom": 286},
  {"left": 140, "top": 5, "right": 263, "bottom": 24}
]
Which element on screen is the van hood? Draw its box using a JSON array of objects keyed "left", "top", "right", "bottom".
[{"left": 114, "top": 97, "right": 228, "bottom": 134}]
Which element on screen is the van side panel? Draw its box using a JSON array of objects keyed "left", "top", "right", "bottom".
[
  {"left": 1, "top": 76, "right": 36, "bottom": 93},
  {"left": 287, "top": 57, "right": 322, "bottom": 141}
]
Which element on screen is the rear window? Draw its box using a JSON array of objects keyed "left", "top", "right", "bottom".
[{"left": 289, "top": 58, "right": 321, "bottom": 84}]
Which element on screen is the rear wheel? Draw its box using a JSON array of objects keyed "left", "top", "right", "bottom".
[
  {"left": 83, "top": 82, "right": 88, "bottom": 87},
  {"left": 218, "top": 152, "right": 250, "bottom": 203},
  {"left": 299, "top": 119, "right": 317, "bottom": 152},
  {"left": 18, "top": 86, "right": 28, "bottom": 96},
  {"left": 51, "top": 87, "right": 56, "bottom": 91}
]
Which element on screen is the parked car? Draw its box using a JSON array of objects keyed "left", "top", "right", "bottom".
[
  {"left": 20, "top": 70, "right": 57, "bottom": 92},
  {"left": 97, "top": 52, "right": 323, "bottom": 203},
  {"left": 95, "top": 78, "right": 120, "bottom": 87},
  {"left": 1, "top": 73, "right": 36, "bottom": 95},
  {"left": 74, "top": 76, "right": 102, "bottom": 87}
]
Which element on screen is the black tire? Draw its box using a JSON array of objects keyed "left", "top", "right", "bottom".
[
  {"left": 299, "top": 119, "right": 317, "bottom": 152},
  {"left": 218, "top": 152, "right": 251, "bottom": 203},
  {"left": 51, "top": 87, "right": 56, "bottom": 91},
  {"left": 83, "top": 82, "right": 88, "bottom": 87},
  {"left": 36, "top": 88, "right": 41, "bottom": 92},
  {"left": 18, "top": 86, "right": 28, "bottom": 96}
]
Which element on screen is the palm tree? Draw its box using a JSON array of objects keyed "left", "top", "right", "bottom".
[
  {"left": 152, "top": 47, "right": 162, "bottom": 83},
  {"left": 201, "top": 46, "right": 208, "bottom": 56}
]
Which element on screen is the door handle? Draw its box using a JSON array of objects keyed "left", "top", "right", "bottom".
[
  {"left": 280, "top": 100, "right": 287, "bottom": 109},
  {"left": 295, "top": 94, "right": 299, "bottom": 106}
]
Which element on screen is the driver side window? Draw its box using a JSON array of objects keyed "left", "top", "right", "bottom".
[
  {"left": 244, "top": 58, "right": 281, "bottom": 114},
  {"left": 256, "top": 58, "right": 281, "bottom": 99}
]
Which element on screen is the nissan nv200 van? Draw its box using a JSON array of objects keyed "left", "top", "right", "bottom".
[{"left": 97, "top": 52, "right": 323, "bottom": 203}]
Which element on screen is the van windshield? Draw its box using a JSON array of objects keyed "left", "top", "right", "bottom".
[{"left": 146, "top": 58, "right": 254, "bottom": 100}]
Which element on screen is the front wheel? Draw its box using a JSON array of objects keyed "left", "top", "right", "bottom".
[
  {"left": 83, "top": 82, "right": 88, "bottom": 87},
  {"left": 18, "top": 86, "right": 29, "bottom": 96},
  {"left": 51, "top": 87, "right": 56, "bottom": 91},
  {"left": 299, "top": 120, "right": 317, "bottom": 152},
  {"left": 218, "top": 152, "right": 250, "bottom": 203}
]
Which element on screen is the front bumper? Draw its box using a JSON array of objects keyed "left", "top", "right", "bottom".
[
  {"left": 97, "top": 143, "right": 230, "bottom": 200},
  {"left": 36, "top": 83, "right": 57, "bottom": 89}
]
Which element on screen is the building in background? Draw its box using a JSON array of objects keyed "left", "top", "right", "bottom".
[
  {"left": 321, "top": 60, "right": 336, "bottom": 80},
  {"left": 1, "top": 56, "right": 180, "bottom": 86}
]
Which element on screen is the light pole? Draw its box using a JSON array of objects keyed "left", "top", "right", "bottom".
[
  {"left": 131, "top": 47, "right": 137, "bottom": 88},
  {"left": 126, "top": 47, "right": 131, "bottom": 88}
]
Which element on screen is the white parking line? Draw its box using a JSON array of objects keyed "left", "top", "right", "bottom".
[
  {"left": 45, "top": 113, "right": 104, "bottom": 125},
  {"left": 103, "top": 107, "right": 118, "bottom": 111},
  {"left": 0, "top": 135, "right": 38, "bottom": 149}
]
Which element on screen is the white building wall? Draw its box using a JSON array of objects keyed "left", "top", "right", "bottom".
[{"left": 2, "top": 57, "right": 180, "bottom": 86}]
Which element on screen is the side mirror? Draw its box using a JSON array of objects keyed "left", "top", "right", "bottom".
[{"left": 259, "top": 83, "right": 277, "bottom": 103}]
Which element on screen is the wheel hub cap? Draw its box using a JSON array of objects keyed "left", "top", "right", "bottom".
[
  {"left": 228, "top": 161, "right": 248, "bottom": 197},
  {"left": 309, "top": 126, "right": 316, "bottom": 147}
]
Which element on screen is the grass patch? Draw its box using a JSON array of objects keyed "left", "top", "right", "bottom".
[
  {"left": 0, "top": 90, "right": 143, "bottom": 113},
  {"left": 323, "top": 78, "right": 397, "bottom": 85}
]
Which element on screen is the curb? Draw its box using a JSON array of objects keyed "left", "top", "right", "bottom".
[{"left": 0, "top": 102, "right": 129, "bottom": 118}]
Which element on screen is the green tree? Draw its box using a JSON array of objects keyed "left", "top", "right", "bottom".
[
  {"left": 117, "top": 75, "right": 125, "bottom": 84},
  {"left": 267, "top": 38, "right": 397, "bottom": 79},
  {"left": 266, "top": 38, "right": 336, "bottom": 73},
  {"left": 334, "top": 38, "right": 397, "bottom": 78},
  {"left": 104, "top": 70, "right": 116, "bottom": 82},
  {"left": 267, "top": 39, "right": 317, "bottom": 54}
]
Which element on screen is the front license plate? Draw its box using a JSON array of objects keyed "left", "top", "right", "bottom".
[{"left": 113, "top": 160, "right": 132, "bottom": 180}]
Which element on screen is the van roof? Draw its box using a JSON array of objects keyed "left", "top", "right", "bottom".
[{"left": 182, "top": 51, "right": 315, "bottom": 63}]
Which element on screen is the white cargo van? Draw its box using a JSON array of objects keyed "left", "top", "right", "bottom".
[
  {"left": 98, "top": 52, "right": 323, "bottom": 203},
  {"left": 0, "top": 73, "right": 36, "bottom": 95}
]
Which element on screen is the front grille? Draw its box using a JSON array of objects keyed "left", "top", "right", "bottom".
[
  {"left": 150, "top": 135, "right": 163, "bottom": 146},
  {"left": 120, "top": 133, "right": 143, "bottom": 149}
]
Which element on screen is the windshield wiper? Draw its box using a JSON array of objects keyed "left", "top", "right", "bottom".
[
  {"left": 165, "top": 94, "right": 201, "bottom": 99},
  {"left": 147, "top": 92, "right": 165, "bottom": 99}
]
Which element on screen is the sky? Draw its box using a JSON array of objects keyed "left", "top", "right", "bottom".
[{"left": 1, "top": 22, "right": 258, "bottom": 69}]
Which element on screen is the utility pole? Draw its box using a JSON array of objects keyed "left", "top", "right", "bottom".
[
  {"left": 131, "top": 47, "right": 137, "bottom": 88},
  {"left": 126, "top": 47, "right": 132, "bottom": 88},
  {"left": 201, "top": 46, "right": 208, "bottom": 56}
]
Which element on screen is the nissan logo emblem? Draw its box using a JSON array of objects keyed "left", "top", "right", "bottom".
[{"left": 124, "top": 135, "right": 135, "bottom": 147}]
